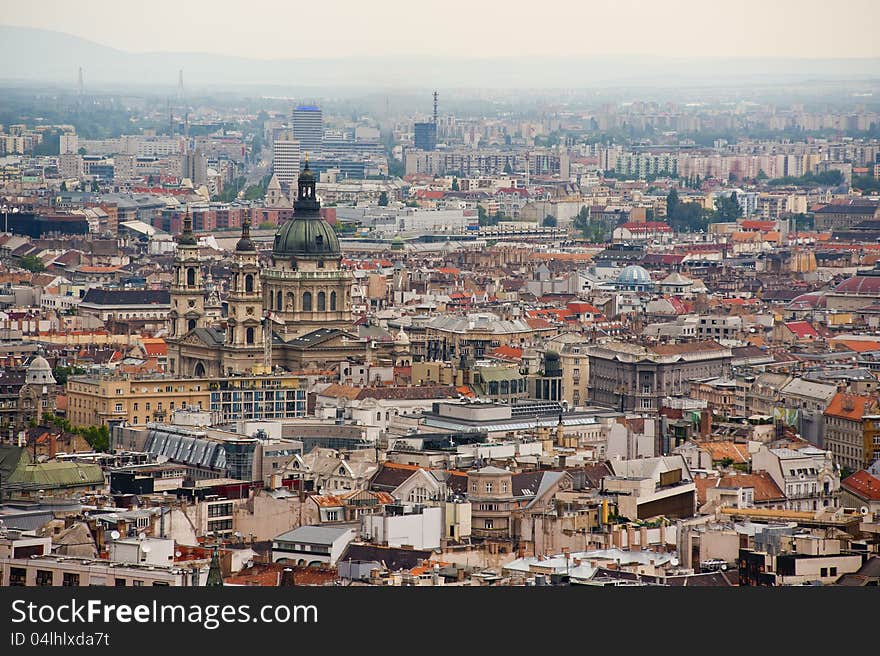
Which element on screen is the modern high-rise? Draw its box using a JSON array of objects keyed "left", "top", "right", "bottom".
[
  {"left": 273, "top": 139, "right": 301, "bottom": 190},
  {"left": 414, "top": 122, "right": 437, "bottom": 151},
  {"left": 292, "top": 105, "right": 323, "bottom": 163}
]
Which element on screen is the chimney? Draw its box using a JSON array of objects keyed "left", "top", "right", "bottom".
[
  {"left": 700, "top": 409, "right": 711, "bottom": 438},
  {"left": 49, "top": 433, "right": 57, "bottom": 458},
  {"left": 626, "top": 525, "right": 635, "bottom": 548}
]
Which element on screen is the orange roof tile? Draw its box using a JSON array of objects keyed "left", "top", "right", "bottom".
[{"left": 824, "top": 392, "right": 878, "bottom": 422}]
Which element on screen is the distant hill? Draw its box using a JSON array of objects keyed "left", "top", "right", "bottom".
[{"left": 1, "top": 25, "right": 879, "bottom": 90}]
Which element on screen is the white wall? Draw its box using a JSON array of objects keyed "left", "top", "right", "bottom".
[{"left": 362, "top": 507, "right": 442, "bottom": 550}]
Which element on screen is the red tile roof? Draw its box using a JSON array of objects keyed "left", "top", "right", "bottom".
[
  {"left": 841, "top": 470, "right": 880, "bottom": 501},
  {"left": 824, "top": 392, "right": 877, "bottom": 422},
  {"left": 784, "top": 321, "right": 820, "bottom": 339}
]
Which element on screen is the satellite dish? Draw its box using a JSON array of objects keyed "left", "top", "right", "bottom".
[
  {"left": 175, "top": 551, "right": 182, "bottom": 558},
  {"left": 109, "top": 530, "right": 121, "bottom": 540},
  {"left": 861, "top": 506, "right": 870, "bottom": 515},
  {"left": 138, "top": 533, "right": 146, "bottom": 541},
  {"left": 670, "top": 558, "right": 680, "bottom": 567},
  {"left": 141, "top": 544, "right": 152, "bottom": 554}
]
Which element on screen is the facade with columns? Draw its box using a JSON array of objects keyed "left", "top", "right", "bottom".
[{"left": 167, "top": 165, "right": 401, "bottom": 377}]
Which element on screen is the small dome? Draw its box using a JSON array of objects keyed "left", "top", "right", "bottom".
[
  {"left": 616, "top": 265, "right": 652, "bottom": 287},
  {"left": 395, "top": 327, "right": 410, "bottom": 344},
  {"left": 26, "top": 355, "right": 56, "bottom": 385}
]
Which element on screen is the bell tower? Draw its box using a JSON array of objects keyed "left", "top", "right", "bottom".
[
  {"left": 226, "top": 218, "right": 264, "bottom": 352},
  {"left": 168, "top": 209, "right": 207, "bottom": 339}
]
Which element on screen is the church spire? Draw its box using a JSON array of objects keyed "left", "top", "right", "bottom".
[
  {"left": 178, "top": 208, "right": 197, "bottom": 246},
  {"left": 235, "top": 216, "right": 255, "bottom": 252}
]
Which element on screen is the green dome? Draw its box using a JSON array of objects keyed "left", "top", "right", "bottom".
[{"left": 273, "top": 217, "right": 340, "bottom": 258}]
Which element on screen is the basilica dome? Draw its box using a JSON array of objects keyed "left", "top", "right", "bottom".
[
  {"left": 272, "top": 161, "right": 340, "bottom": 259},
  {"left": 272, "top": 216, "right": 340, "bottom": 258}
]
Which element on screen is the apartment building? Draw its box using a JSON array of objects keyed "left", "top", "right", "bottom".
[{"left": 67, "top": 373, "right": 309, "bottom": 428}]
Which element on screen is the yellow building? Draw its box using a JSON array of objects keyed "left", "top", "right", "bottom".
[{"left": 66, "top": 373, "right": 311, "bottom": 428}]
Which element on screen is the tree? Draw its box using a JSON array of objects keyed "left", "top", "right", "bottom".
[
  {"left": 451, "top": 178, "right": 460, "bottom": 191},
  {"left": 756, "top": 169, "right": 768, "bottom": 180},
  {"left": 378, "top": 191, "right": 389, "bottom": 206},
  {"left": 714, "top": 192, "right": 743, "bottom": 221},
  {"left": 60, "top": 181, "right": 67, "bottom": 192},
  {"left": 477, "top": 204, "right": 490, "bottom": 226},
  {"left": 503, "top": 161, "right": 513, "bottom": 174},
  {"left": 77, "top": 146, "right": 87, "bottom": 156},
  {"left": 542, "top": 215, "right": 557, "bottom": 227},
  {"left": 666, "top": 188, "right": 680, "bottom": 222},
  {"left": 19, "top": 255, "right": 45, "bottom": 272},
  {"left": 573, "top": 206, "right": 589, "bottom": 237}
]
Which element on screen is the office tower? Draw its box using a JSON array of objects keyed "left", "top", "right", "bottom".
[
  {"left": 183, "top": 148, "right": 208, "bottom": 187},
  {"left": 273, "top": 139, "right": 301, "bottom": 190},
  {"left": 414, "top": 122, "right": 437, "bottom": 151},
  {"left": 292, "top": 105, "right": 323, "bottom": 163}
]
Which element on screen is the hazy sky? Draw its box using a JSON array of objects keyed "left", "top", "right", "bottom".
[{"left": 4, "top": 0, "right": 880, "bottom": 60}]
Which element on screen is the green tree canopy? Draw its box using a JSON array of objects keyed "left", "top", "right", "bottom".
[
  {"left": 19, "top": 255, "right": 45, "bottom": 272},
  {"left": 714, "top": 192, "right": 743, "bottom": 221},
  {"left": 378, "top": 191, "right": 389, "bottom": 206},
  {"left": 542, "top": 215, "right": 557, "bottom": 227}
]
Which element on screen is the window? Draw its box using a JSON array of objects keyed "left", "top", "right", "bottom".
[
  {"left": 35, "top": 570, "right": 53, "bottom": 586},
  {"left": 326, "top": 510, "right": 339, "bottom": 521},
  {"left": 820, "top": 568, "right": 828, "bottom": 577},
  {"left": 830, "top": 567, "right": 837, "bottom": 577},
  {"left": 62, "top": 572, "right": 80, "bottom": 587},
  {"left": 486, "top": 482, "right": 494, "bottom": 493},
  {"left": 317, "top": 291, "right": 326, "bottom": 311},
  {"left": 501, "top": 482, "right": 508, "bottom": 493},
  {"left": 330, "top": 291, "right": 337, "bottom": 311},
  {"left": 484, "top": 520, "right": 494, "bottom": 529},
  {"left": 246, "top": 327, "right": 255, "bottom": 344},
  {"left": 133, "top": 403, "right": 139, "bottom": 411},
  {"left": 302, "top": 292, "right": 312, "bottom": 311},
  {"left": 245, "top": 274, "right": 254, "bottom": 293},
  {"left": 132, "top": 580, "right": 144, "bottom": 587},
  {"left": 115, "top": 403, "right": 123, "bottom": 413},
  {"left": 9, "top": 567, "right": 26, "bottom": 586}
]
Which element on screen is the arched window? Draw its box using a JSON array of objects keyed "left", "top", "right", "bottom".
[
  {"left": 194, "top": 361, "right": 206, "bottom": 377},
  {"left": 187, "top": 319, "right": 196, "bottom": 331},
  {"left": 246, "top": 327, "right": 255, "bottom": 344},
  {"left": 186, "top": 268, "right": 196, "bottom": 286},
  {"left": 317, "top": 291, "right": 326, "bottom": 311},
  {"left": 330, "top": 291, "right": 337, "bottom": 311},
  {"left": 302, "top": 292, "right": 312, "bottom": 311},
  {"left": 376, "top": 412, "right": 381, "bottom": 421},
  {"left": 245, "top": 274, "right": 254, "bottom": 293},
  {"left": 276, "top": 290, "right": 283, "bottom": 311}
]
